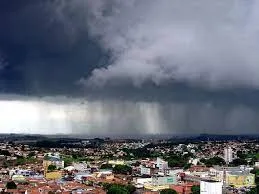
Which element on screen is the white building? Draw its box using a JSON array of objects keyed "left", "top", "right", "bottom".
[
  {"left": 156, "top": 157, "right": 168, "bottom": 171},
  {"left": 151, "top": 176, "right": 176, "bottom": 186},
  {"left": 189, "top": 158, "right": 199, "bottom": 165},
  {"left": 133, "top": 177, "right": 152, "bottom": 185},
  {"left": 73, "top": 162, "right": 89, "bottom": 172},
  {"left": 224, "top": 147, "right": 233, "bottom": 163},
  {"left": 200, "top": 181, "right": 222, "bottom": 194},
  {"left": 167, "top": 169, "right": 183, "bottom": 177},
  {"left": 140, "top": 166, "right": 151, "bottom": 175},
  {"left": 9, "top": 169, "right": 35, "bottom": 177}
]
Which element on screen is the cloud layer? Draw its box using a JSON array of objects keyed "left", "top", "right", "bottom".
[
  {"left": 1, "top": 1, "right": 259, "bottom": 135},
  {"left": 81, "top": 0, "right": 259, "bottom": 88},
  {"left": 0, "top": 95, "right": 258, "bottom": 135},
  {"left": 2, "top": 0, "right": 259, "bottom": 91}
]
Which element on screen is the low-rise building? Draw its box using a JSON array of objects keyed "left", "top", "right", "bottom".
[
  {"left": 226, "top": 172, "right": 255, "bottom": 188},
  {"left": 45, "top": 171, "right": 62, "bottom": 180}
]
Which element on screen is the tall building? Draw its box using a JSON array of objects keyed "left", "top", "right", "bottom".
[
  {"left": 224, "top": 147, "right": 233, "bottom": 163},
  {"left": 200, "top": 181, "right": 223, "bottom": 194}
]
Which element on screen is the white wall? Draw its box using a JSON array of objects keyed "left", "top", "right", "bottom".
[{"left": 200, "top": 181, "right": 222, "bottom": 194}]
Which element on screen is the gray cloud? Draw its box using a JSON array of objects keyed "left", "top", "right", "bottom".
[
  {"left": 0, "top": 95, "right": 259, "bottom": 135},
  {"left": 0, "top": 0, "right": 104, "bottom": 95},
  {"left": 3, "top": 0, "right": 259, "bottom": 91},
  {"left": 1, "top": 1, "right": 259, "bottom": 135},
  {"left": 79, "top": 0, "right": 259, "bottom": 89}
]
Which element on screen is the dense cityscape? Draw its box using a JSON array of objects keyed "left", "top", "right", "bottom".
[{"left": 0, "top": 134, "right": 257, "bottom": 193}]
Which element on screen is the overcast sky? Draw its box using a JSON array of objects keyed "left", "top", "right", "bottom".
[{"left": 0, "top": 0, "right": 259, "bottom": 135}]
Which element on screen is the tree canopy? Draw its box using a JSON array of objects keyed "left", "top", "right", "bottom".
[
  {"left": 166, "top": 153, "right": 191, "bottom": 168},
  {"left": 47, "top": 164, "right": 57, "bottom": 171},
  {"left": 200, "top": 157, "right": 225, "bottom": 167},
  {"left": 100, "top": 163, "right": 113, "bottom": 169},
  {"left": 230, "top": 158, "right": 247, "bottom": 166},
  {"left": 113, "top": 165, "right": 132, "bottom": 175},
  {"left": 160, "top": 188, "right": 177, "bottom": 194},
  {"left": 191, "top": 185, "right": 200, "bottom": 194},
  {"left": 107, "top": 185, "right": 129, "bottom": 194},
  {"left": 103, "top": 183, "right": 136, "bottom": 194},
  {"left": 0, "top": 149, "right": 11, "bottom": 156},
  {"left": 6, "top": 181, "right": 17, "bottom": 189}
]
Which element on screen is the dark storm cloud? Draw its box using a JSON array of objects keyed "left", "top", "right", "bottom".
[
  {"left": 2, "top": 0, "right": 259, "bottom": 94},
  {"left": 84, "top": 0, "right": 259, "bottom": 89},
  {"left": 0, "top": 0, "right": 259, "bottom": 135},
  {"left": 0, "top": 0, "right": 104, "bottom": 95},
  {"left": 1, "top": 94, "right": 259, "bottom": 135}
]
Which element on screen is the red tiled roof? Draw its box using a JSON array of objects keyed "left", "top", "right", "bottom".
[{"left": 170, "top": 184, "right": 193, "bottom": 194}]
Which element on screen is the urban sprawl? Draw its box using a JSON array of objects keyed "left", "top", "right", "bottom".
[{"left": 0, "top": 135, "right": 258, "bottom": 194}]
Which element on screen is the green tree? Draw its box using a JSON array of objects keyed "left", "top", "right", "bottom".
[
  {"left": 132, "top": 161, "right": 141, "bottom": 167},
  {"left": 47, "top": 164, "right": 57, "bottom": 171},
  {"left": 125, "top": 184, "right": 136, "bottom": 194},
  {"left": 28, "top": 152, "right": 35, "bottom": 158},
  {"left": 125, "top": 148, "right": 152, "bottom": 159},
  {"left": 200, "top": 158, "right": 206, "bottom": 164},
  {"left": 201, "top": 157, "right": 225, "bottom": 167},
  {"left": 0, "top": 150, "right": 11, "bottom": 156},
  {"left": 183, "top": 163, "right": 192, "bottom": 170},
  {"left": 250, "top": 169, "right": 259, "bottom": 176},
  {"left": 6, "top": 181, "right": 17, "bottom": 189},
  {"left": 231, "top": 158, "right": 248, "bottom": 166},
  {"left": 100, "top": 163, "right": 113, "bottom": 169},
  {"left": 16, "top": 157, "right": 26, "bottom": 165},
  {"left": 103, "top": 183, "right": 135, "bottom": 194},
  {"left": 63, "top": 157, "right": 74, "bottom": 167},
  {"left": 236, "top": 151, "right": 246, "bottom": 159},
  {"left": 102, "top": 183, "right": 112, "bottom": 190},
  {"left": 160, "top": 188, "right": 177, "bottom": 194},
  {"left": 191, "top": 185, "right": 200, "bottom": 194},
  {"left": 113, "top": 165, "right": 132, "bottom": 175},
  {"left": 166, "top": 152, "right": 193, "bottom": 168},
  {"left": 246, "top": 185, "right": 259, "bottom": 194},
  {"left": 246, "top": 188, "right": 257, "bottom": 194},
  {"left": 107, "top": 185, "right": 129, "bottom": 194}
]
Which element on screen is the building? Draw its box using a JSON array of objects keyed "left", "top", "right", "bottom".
[
  {"left": 43, "top": 153, "right": 64, "bottom": 178},
  {"left": 43, "top": 155, "right": 64, "bottom": 171},
  {"left": 133, "top": 177, "right": 152, "bottom": 185},
  {"left": 108, "top": 160, "right": 125, "bottom": 165},
  {"left": 11, "top": 174, "right": 26, "bottom": 182},
  {"left": 156, "top": 157, "right": 168, "bottom": 171},
  {"left": 255, "top": 162, "right": 259, "bottom": 168},
  {"left": 73, "top": 162, "right": 89, "bottom": 172},
  {"left": 143, "top": 176, "right": 177, "bottom": 190},
  {"left": 200, "top": 180, "right": 222, "bottom": 194},
  {"left": 224, "top": 147, "right": 233, "bottom": 163},
  {"left": 226, "top": 172, "right": 255, "bottom": 188},
  {"left": 150, "top": 176, "right": 176, "bottom": 186},
  {"left": 211, "top": 166, "right": 254, "bottom": 183},
  {"left": 9, "top": 169, "right": 34, "bottom": 177},
  {"left": 45, "top": 171, "right": 62, "bottom": 180},
  {"left": 140, "top": 165, "right": 151, "bottom": 175},
  {"left": 170, "top": 184, "right": 194, "bottom": 194}
]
